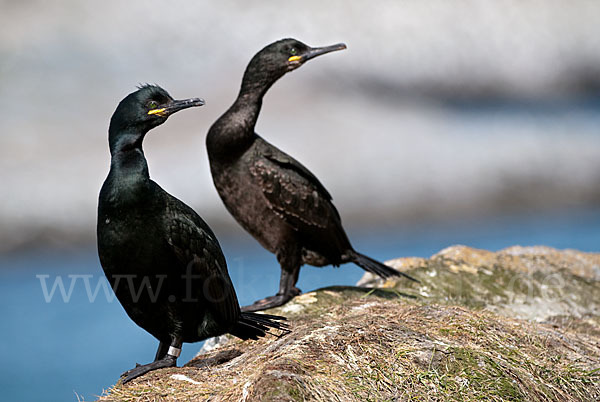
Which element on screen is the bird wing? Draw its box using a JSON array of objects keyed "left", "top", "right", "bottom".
[
  {"left": 163, "top": 194, "right": 240, "bottom": 324},
  {"left": 250, "top": 140, "right": 342, "bottom": 230}
]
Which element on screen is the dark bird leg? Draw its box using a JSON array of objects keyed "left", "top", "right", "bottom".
[
  {"left": 154, "top": 341, "right": 170, "bottom": 361},
  {"left": 242, "top": 243, "right": 302, "bottom": 312},
  {"left": 121, "top": 339, "right": 181, "bottom": 384}
]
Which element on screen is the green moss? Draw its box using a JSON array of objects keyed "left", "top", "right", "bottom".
[
  {"left": 443, "top": 347, "right": 523, "bottom": 400},
  {"left": 261, "top": 379, "right": 304, "bottom": 402}
]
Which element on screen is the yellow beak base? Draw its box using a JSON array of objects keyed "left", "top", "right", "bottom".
[{"left": 147, "top": 108, "right": 167, "bottom": 116}]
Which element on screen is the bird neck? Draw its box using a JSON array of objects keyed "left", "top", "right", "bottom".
[
  {"left": 233, "top": 63, "right": 283, "bottom": 127},
  {"left": 239, "top": 65, "right": 277, "bottom": 100},
  {"left": 206, "top": 88, "right": 265, "bottom": 162},
  {"left": 107, "top": 130, "right": 150, "bottom": 182},
  {"left": 206, "top": 67, "right": 283, "bottom": 161},
  {"left": 232, "top": 89, "right": 264, "bottom": 130}
]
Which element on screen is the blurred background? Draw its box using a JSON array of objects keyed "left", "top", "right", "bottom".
[{"left": 1, "top": 1, "right": 599, "bottom": 401}]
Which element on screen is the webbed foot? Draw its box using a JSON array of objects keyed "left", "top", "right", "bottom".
[
  {"left": 241, "top": 287, "right": 301, "bottom": 312},
  {"left": 120, "top": 355, "right": 177, "bottom": 383}
]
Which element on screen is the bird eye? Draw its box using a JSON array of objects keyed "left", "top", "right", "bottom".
[
  {"left": 148, "top": 101, "right": 159, "bottom": 110},
  {"left": 289, "top": 48, "right": 297, "bottom": 56}
]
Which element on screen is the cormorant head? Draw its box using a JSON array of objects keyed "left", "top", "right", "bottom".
[
  {"left": 109, "top": 84, "right": 204, "bottom": 137},
  {"left": 242, "top": 38, "right": 346, "bottom": 93}
]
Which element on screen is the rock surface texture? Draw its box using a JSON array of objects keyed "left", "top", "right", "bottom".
[{"left": 97, "top": 246, "right": 600, "bottom": 401}]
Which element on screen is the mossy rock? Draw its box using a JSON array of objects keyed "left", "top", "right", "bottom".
[{"left": 360, "top": 245, "right": 600, "bottom": 322}]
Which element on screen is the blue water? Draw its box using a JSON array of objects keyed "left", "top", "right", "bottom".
[{"left": 1, "top": 208, "right": 599, "bottom": 402}]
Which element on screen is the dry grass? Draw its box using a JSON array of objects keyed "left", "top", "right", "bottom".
[
  {"left": 95, "top": 247, "right": 600, "bottom": 401},
  {"left": 96, "top": 286, "right": 600, "bottom": 401}
]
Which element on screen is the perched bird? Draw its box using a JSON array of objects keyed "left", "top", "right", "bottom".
[
  {"left": 206, "top": 39, "right": 418, "bottom": 312},
  {"left": 97, "top": 85, "right": 287, "bottom": 383}
]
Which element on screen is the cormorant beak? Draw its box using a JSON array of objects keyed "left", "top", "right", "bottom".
[
  {"left": 288, "top": 43, "right": 347, "bottom": 64},
  {"left": 148, "top": 98, "right": 205, "bottom": 117}
]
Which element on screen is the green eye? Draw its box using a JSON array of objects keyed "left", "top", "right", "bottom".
[
  {"left": 148, "top": 101, "right": 158, "bottom": 110},
  {"left": 290, "top": 48, "right": 297, "bottom": 55}
]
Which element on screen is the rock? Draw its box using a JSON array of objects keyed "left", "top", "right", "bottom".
[
  {"left": 359, "top": 245, "right": 600, "bottom": 323},
  {"left": 97, "top": 246, "right": 600, "bottom": 401},
  {"left": 194, "top": 335, "right": 230, "bottom": 357}
]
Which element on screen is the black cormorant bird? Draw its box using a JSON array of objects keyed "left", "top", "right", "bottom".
[
  {"left": 97, "top": 85, "right": 287, "bottom": 383},
  {"left": 206, "top": 39, "right": 418, "bottom": 312}
]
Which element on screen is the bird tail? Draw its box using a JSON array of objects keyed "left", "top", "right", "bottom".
[
  {"left": 230, "top": 312, "right": 290, "bottom": 341},
  {"left": 350, "top": 250, "right": 419, "bottom": 283}
]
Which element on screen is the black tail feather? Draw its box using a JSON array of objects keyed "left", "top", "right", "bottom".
[
  {"left": 351, "top": 251, "right": 419, "bottom": 283},
  {"left": 230, "top": 312, "right": 290, "bottom": 341}
]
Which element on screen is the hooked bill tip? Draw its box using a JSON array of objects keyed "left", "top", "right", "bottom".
[{"left": 189, "top": 98, "right": 205, "bottom": 106}]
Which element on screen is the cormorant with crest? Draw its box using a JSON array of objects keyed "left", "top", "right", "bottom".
[{"left": 98, "top": 85, "right": 287, "bottom": 383}]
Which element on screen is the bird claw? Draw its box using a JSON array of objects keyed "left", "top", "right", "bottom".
[
  {"left": 241, "top": 288, "right": 301, "bottom": 312},
  {"left": 120, "top": 362, "right": 143, "bottom": 378},
  {"left": 120, "top": 356, "right": 177, "bottom": 384}
]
